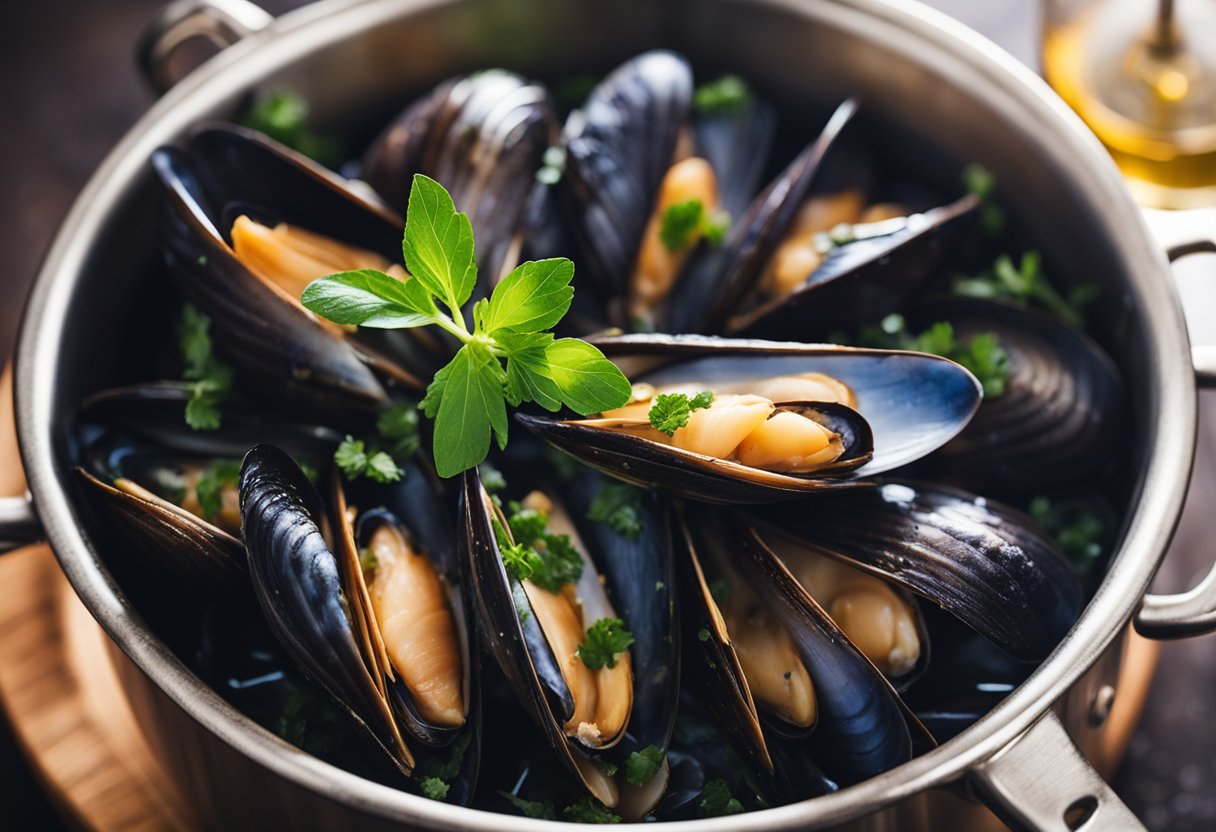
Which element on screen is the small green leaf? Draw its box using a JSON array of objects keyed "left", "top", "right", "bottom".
[
  {"left": 376, "top": 402, "right": 420, "bottom": 459},
  {"left": 648, "top": 390, "right": 714, "bottom": 436},
  {"left": 482, "top": 258, "right": 575, "bottom": 335},
  {"left": 586, "top": 482, "right": 645, "bottom": 540},
  {"left": 365, "top": 451, "right": 403, "bottom": 484},
  {"left": 431, "top": 343, "right": 508, "bottom": 477},
  {"left": 577, "top": 617, "right": 635, "bottom": 670},
  {"left": 660, "top": 199, "right": 706, "bottom": 252},
  {"left": 693, "top": 75, "right": 753, "bottom": 114},
  {"left": 699, "top": 779, "right": 745, "bottom": 817},
  {"left": 563, "top": 796, "right": 621, "bottom": 824},
  {"left": 545, "top": 339, "right": 632, "bottom": 415},
  {"left": 419, "top": 777, "right": 449, "bottom": 801},
  {"left": 623, "top": 745, "right": 665, "bottom": 787},
  {"left": 194, "top": 459, "right": 241, "bottom": 521},
  {"left": 300, "top": 269, "right": 439, "bottom": 328},
  {"left": 500, "top": 792, "right": 557, "bottom": 820},
  {"left": 402, "top": 175, "right": 477, "bottom": 316}
]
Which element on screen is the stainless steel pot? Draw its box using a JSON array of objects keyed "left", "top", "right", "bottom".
[{"left": 3, "top": 0, "right": 1216, "bottom": 829}]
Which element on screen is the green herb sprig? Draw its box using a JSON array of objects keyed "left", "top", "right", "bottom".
[
  {"left": 564, "top": 796, "right": 622, "bottom": 824},
  {"left": 240, "top": 91, "right": 343, "bottom": 167},
  {"left": 194, "top": 459, "right": 241, "bottom": 521},
  {"left": 586, "top": 482, "right": 645, "bottom": 541},
  {"left": 302, "top": 175, "right": 631, "bottom": 477},
  {"left": 698, "top": 779, "right": 745, "bottom": 817},
  {"left": 659, "top": 199, "right": 730, "bottom": 252},
  {"left": 858, "top": 315, "right": 1009, "bottom": 399},
  {"left": 953, "top": 250, "right": 1099, "bottom": 330},
  {"left": 178, "top": 303, "right": 235, "bottom": 430},
  {"left": 648, "top": 390, "right": 714, "bottom": 436},
  {"left": 623, "top": 745, "right": 665, "bottom": 787},
  {"left": 494, "top": 500, "right": 585, "bottom": 593},
  {"left": 577, "top": 617, "right": 635, "bottom": 670},
  {"left": 962, "top": 163, "right": 1006, "bottom": 238},
  {"left": 334, "top": 436, "right": 402, "bottom": 484},
  {"left": 694, "top": 75, "right": 754, "bottom": 114}
]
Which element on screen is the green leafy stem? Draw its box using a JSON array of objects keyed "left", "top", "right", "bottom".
[{"left": 301, "top": 175, "right": 632, "bottom": 477}]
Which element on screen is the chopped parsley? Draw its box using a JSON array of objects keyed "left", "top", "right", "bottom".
[
  {"left": 240, "top": 90, "right": 343, "bottom": 167},
  {"left": 698, "top": 779, "right": 745, "bottom": 817},
  {"left": 376, "top": 402, "right": 421, "bottom": 459},
  {"left": 577, "top": 617, "right": 635, "bottom": 670},
  {"left": 563, "top": 796, "right": 621, "bottom": 824},
  {"left": 693, "top": 75, "right": 754, "bottom": 114},
  {"left": 194, "top": 459, "right": 241, "bottom": 522},
  {"left": 953, "top": 250, "right": 1098, "bottom": 330},
  {"left": 858, "top": 315, "right": 1009, "bottom": 399},
  {"left": 178, "top": 303, "right": 234, "bottom": 430},
  {"left": 334, "top": 436, "right": 403, "bottom": 484},
  {"left": 495, "top": 500, "right": 585, "bottom": 593},
  {"left": 499, "top": 791, "right": 557, "bottom": 820},
  {"left": 648, "top": 390, "right": 714, "bottom": 436},
  {"left": 586, "top": 482, "right": 645, "bottom": 540},
  {"left": 623, "top": 745, "right": 665, "bottom": 787},
  {"left": 419, "top": 777, "right": 449, "bottom": 801},
  {"left": 962, "top": 163, "right": 1006, "bottom": 237},
  {"left": 1029, "top": 495, "right": 1106, "bottom": 573},
  {"left": 659, "top": 199, "right": 731, "bottom": 252}
]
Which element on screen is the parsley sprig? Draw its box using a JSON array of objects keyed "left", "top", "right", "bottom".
[
  {"left": 623, "top": 745, "right": 665, "bottom": 787},
  {"left": 178, "top": 303, "right": 235, "bottom": 430},
  {"left": 301, "top": 175, "right": 631, "bottom": 477},
  {"left": 693, "top": 75, "right": 754, "bottom": 114},
  {"left": 659, "top": 199, "right": 730, "bottom": 252},
  {"left": 240, "top": 90, "right": 343, "bottom": 167},
  {"left": 699, "top": 779, "right": 745, "bottom": 816},
  {"left": 334, "top": 436, "right": 402, "bottom": 484},
  {"left": 194, "top": 459, "right": 241, "bottom": 521},
  {"left": 648, "top": 390, "right": 714, "bottom": 436},
  {"left": 953, "top": 250, "right": 1099, "bottom": 330},
  {"left": 858, "top": 314, "right": 1009, "bottom": 399},
  {"left": 586, "top": 482, "right": 645, "bottom": 540},
  {"left": 577, "top": 617, "right": 635, "bottom": 670},
  {"left": 495, "top": 500, "right": 585, "bottom": 593}
]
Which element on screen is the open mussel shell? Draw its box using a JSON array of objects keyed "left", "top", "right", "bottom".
[
  {"left": 363, "top": 70, "right": 556, "bottom": 286},
  {"left": 519, "top": 335, "right": 981, "bottom": 504},
  {"left": 562, "top": 50, "right": 693, "bottom": 303},
  {"left": 78, "top": 381, "right": 345, "bottom": 461},
  {"left": 679, "top": 506, "right": 914, "bottom": 786},
  {"left": 728, "top": 192, "right": 981, "bottom": 340},
  {"left": 662, "top": 98, "right": 859, "bottom": 335},
  {"left": 693, "top": 96, "right": 776, "bottom": 222},
  {"left": 556, "top": 467, "right": 679, "bottom": 816},
  {"left": 152, "top": 128, "right": 429, "bottom": 417},
  {"left": 745, "top": 480, "right": 1083, "bottom": 661},
  {"left": 239, "top": 444, "right": 417, "bottom": 776},
  {"left": 907, "top": 297, "right": 1124, "bottom": 493}
]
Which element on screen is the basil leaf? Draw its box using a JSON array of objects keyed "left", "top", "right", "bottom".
[
  {"left": 545, "top": 339, "right": 632, "bottom": 415},
  {"left": 402, "top": 175, "right": 477, "bottom": 315},
  {"left": 301, "top": 269, "right": 439, "bottom": 328},
  {"left": 481, "top": 258, "right": 575, "bottom": 335}
]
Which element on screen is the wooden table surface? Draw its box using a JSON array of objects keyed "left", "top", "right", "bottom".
[{"left": 1, "top": 1, "right": 1214, "bottom": 830}]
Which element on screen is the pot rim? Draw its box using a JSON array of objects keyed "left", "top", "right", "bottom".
[{"left": 13, "top": 0, "right": 1197, "bottom": 827}]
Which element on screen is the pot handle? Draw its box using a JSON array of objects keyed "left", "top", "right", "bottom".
[
  {"left": 136, "top": 0, "right": 273, "bottom": 96},
  {"left": 1134, "top": 206, "right": 1216, "bottom": 638},
  {"left": 0, "top": 495, "right": 42, "bottom": 555},
  {"left": 970, "top": 710, "right": 1145, "bottom": 831}
]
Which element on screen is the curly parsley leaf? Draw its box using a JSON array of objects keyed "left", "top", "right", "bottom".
[
  {"left": 648, "top": 390, "right": 715, "bottom": 436},
  {"left": 178, "top": 303, "right": 235, "bottom": 430},
  {"left": 699, "top": 779, "right": 745, "bottom": 817},
  {"left": 577, "top": 617, "right": 635, "bottom": 670},
  {"left": 334, "top": 436, "right": 403, "bottom": 484},
  {"left": 419, "top": 777, "right": 449, "bottom": 801},
  {"left": 623, "top": 745, "right": 665, "bottom": 787},
  {"left": 301, "top": 175, "right": 631, "bottom": 478},
  {"left": 587, "top": 482, "right": 645, "bottom": 540}
]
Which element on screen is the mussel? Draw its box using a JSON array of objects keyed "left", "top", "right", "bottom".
[
  {"left": 240, "top": 444, "right": 479, "bottom": 798},
  {"left": 519, "top": 335, "right": 981, "bottom": 503},
  {"left": 459, "top": 465, "right": 676, "bottom": 813},
  {"left": 153, "top": 126, "right": 436, "bottom": 417},
  {"left": 363, "top": 70, "right": 556, "bottom": 286}
]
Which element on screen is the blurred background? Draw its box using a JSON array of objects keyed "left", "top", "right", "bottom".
[{"left": 0, "top": 1, "right": 1213, "bottom": 830}]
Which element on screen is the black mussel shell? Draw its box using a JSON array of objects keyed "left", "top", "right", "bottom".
[
  {"left": 519, "top": 335, "right": 980, "bottom": 504},
  {"left": 908, "top": 297, "right": 1124, "bottom": 493},
  {"left": 745, "top": 480, "right": 1083, "bottom": 661},
  {"left": 363, "top": 70, "right": 556, "bottom": 286},
  {"left": 693, "top": 97, "right": 777, "bottom": 222},
  {"left": 662, "top": 98, "right": 859, "bottom": 335},
  {"left": 562, "top": 51, "right": 694, "bottom": 304},
  {"left": 240, "top": 444, "right": 415, "bottom": 776},
  {"left": 728, "top": 193, "right": 981, "bottom": 340}
]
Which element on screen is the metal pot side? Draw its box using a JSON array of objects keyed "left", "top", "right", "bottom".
[{"left": 11, "top": 0, "right": 1201, "bottom": 829}]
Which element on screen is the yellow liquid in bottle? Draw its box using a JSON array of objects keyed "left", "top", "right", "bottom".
[{"left": 1043, "top": 0, "right": 1216, "bottom": 209}]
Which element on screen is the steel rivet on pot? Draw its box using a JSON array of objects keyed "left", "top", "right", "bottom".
[{"left": 1089, "top": 684, "right": 1117, "bottom": 727}]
